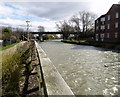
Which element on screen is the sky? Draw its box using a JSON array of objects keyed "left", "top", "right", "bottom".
[{"left": 0, "top": 0, "right": 120, "bottom": 31}]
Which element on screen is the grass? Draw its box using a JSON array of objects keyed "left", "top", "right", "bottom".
[
  {"left": 1, "top": 41, "right": 31, "bottom": 96},
  {"left": 0, "top": 42, "right": 18, "bottom": 51},
  {"left": 61, "top": 40, "right": 89, "bottom": 45},
  {"left": 2, "top": 52, "right": 22, "bottom": 96},
  {"left": 61, "top": 39, "right": 120, "bottom": 50}
]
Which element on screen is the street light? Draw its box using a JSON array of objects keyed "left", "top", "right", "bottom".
[{"left": 26, "top": 20, "right": 30, "bottom": 41}]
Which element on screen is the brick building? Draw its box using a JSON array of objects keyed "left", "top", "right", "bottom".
[{"left": 95, "top": 4, "right": 120, "bottom": 42}]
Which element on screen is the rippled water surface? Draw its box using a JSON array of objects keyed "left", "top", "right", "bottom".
[{"left": 39, "top": 40, "right": 120, "bottom": 95}]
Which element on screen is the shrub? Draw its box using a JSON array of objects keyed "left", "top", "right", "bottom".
[{"left": 1, "top": 41, "right": 31, "bottom": 96}]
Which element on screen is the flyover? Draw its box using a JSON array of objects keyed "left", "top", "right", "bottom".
[
  {"left": 30, "top": 31, "right": 77, "bottom": 34},
  {"left": 30, "top": 31, "right": 77, "bottom": 41}
]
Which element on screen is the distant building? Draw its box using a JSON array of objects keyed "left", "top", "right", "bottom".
[{"left": 95, "top": 4, "right": 120, "bottom": 42}]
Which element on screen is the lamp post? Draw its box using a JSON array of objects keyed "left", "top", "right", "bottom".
[{"left": 26, "top": 20, "right": 30, "bottom": 41}]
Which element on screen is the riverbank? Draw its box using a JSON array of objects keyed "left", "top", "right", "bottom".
[
  {"left": 1, "top": 41, "right": 30, "bottom": 96},
  {"left": 0, "top": 42, "right": 19, "bottom": 51},
  {"left": 61, "top": 40, "right": 120, "bottom": 50},
  {"left": 1, "top": 41, "right": 41, "bottom": 96}
]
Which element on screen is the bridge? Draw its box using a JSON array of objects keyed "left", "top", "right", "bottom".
[
  {"left": 30, "top": 31, "right": 77, "bottom": 34},
  {"left": 30, "top": 31, "right": 77, "bottom": 41}
]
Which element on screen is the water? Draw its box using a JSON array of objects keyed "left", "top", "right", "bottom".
[{"left": 39, "top": 40, "right": 120, "bottom": 95}]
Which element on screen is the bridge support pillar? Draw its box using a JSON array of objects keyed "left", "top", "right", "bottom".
[{"left": 39, "top": 34, "right": 43, "bottom": 41}]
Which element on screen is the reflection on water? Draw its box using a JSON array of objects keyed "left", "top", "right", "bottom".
[{"left": 39, "top": 40, "right": 120, "bottom": 95}]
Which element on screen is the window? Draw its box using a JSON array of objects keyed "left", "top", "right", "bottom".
[
  {"left": 96, "top": 34, "right": 98, "bottom": 41},
  {"left": 101, "top": 17, "right": 105, "bottom": 24},
  {"left": 115, "top": 22, "right": 118, "bottom": 28},
  {"left": 101, "top": 17, "right": 105, "bottom": 21},
  {"left": 103, "top": 26, "right": 105, "bottom": 29},
  {"left": 96, "top": 26, "right": 99, "bottom": 30},
  {"left": 115, "top": 32, "right": 118, "bottom": 38},
  {"left": 116, "top": 12, "right": 119, "bottom": 18},
  {"left": 107, "top": 33, "right": 110, "bottom": 38},
  {"left": 101, "top": 25, "right": 105, "bottom": 30},
  {"left": 100, "top": 34, "right": 104, "bottom": 38},
  {"left": 102, "top": 21, "right": 105, "bottom": 24},
  {"left": 107, "top": 24, "right": 110, "bottom": 29},
  {"left": 96, "top": 20, "right": 98, "bottom": 23},
  {"left": 100, "top": 34, "right": 104, "bottom": 41},
  {"left": 108, "top": 15, "right": 110, "bottom": 20}
]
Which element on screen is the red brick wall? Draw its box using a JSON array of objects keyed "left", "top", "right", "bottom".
[{"left": 95, "top": 4, "right": 120, "bottom": 42}]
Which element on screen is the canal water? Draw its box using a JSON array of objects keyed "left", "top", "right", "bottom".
[{"left": 39, "top": 40, "right": 119, "bottom": 95}]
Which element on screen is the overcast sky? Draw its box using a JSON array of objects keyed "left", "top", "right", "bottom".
[{"left": 0, "top": 0, "right": 120, "bottom": 31}]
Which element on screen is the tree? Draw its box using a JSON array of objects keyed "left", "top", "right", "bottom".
[
  {"left": 70, "top": 15, "right": 81, "bottom": 40},
  {"left": 2, "top": 27, "right": 25, "bottom": 46},
  {"left": 13, "top": 28, "right": 24, "bottom": 41},
  {"left": 70, "top": 11, "right": 97, "bottom": 40},
  {"left": 56, "top": 20, "right": 75, "bottom": 39},
  {"left": 43, "top": 34, "right": 55, "bottom": 40},
  {"left": 56, "top": 11, "right": 97, "bottom": 40},
  {"left": 38, "top": 26, "right": 45, "bottom": 32},
  {"left": 71, "top": 11, "right": 96, "bottom": 33},
  {"left": 79, "top": 11, "right": 97, "bottom": 33},
  {"left": 2, "top": 27, "right": 12, "bottom": 46},
  {"left": 70, "top": 15, "right": 81, "bottom": 32}
]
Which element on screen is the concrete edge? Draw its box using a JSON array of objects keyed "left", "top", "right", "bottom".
[{"left": 35, "top": 41, "right": 75, "bottom": 96}]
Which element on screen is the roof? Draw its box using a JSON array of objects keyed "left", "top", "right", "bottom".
[
  {"left": 106, "top": 4, "right": 120, "bottom": 14},
  {"left": 95, "top": 4, "right": 120, "bottom": 21},
  {"left": 95, "top": 14, "right": 106, "bottom": 21}
]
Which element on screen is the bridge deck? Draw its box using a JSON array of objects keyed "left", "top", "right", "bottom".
[{"left": 30, "top": 32, "right": 77, "bottom": 34}]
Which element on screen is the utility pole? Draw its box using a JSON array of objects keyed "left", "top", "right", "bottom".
[{"left": 26, "top": 20, "right": 30, "bottom": 41}]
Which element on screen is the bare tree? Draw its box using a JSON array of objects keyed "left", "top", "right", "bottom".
[
  {"left": 56, "top": 11, "right": 97, "bottom": 40},
  {"left": 79, "top": 11, "right": 97, "bottom": 33},
  {"left": 38, "top": 26, "right": 45, "bottom": 32},
  {"left": 70, "top": 15, "right": 81, "bottom": 32},
  {"left": 70, "top": 15, "right": 81, "bottom": 40},
  {"left": 56, "top": 20, "right": 75, "bottom": 39},
  {"left": 70, "top": 11, "right": 97, "bottom": 40},
  {"left": 12, "top": 28, "right": 25, "bottom": 41},
  {"left": 71, "top": 11, "right": 97, "bottom": 33}
]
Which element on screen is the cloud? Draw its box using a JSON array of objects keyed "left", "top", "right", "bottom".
[
  {"left": 0, "top": 3, "right": 14, "bottom": 17},
  {"left": 8, "top": 2, "right": 90, "bottom": 20},
  {"left": 0, "top": 2, "right": 91, "bottom": 31},
  {"left": 0, "top": 17, "right": 56, "bottom": 31},
  {"left": 1, "top": 0, "right": 92, "bottom": 2},
  {"left": 0, "top": 2, "right": 57, "bottom": 31},
  {"left": 1, "top": 0, "right": 120, "bottom": 31}
]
